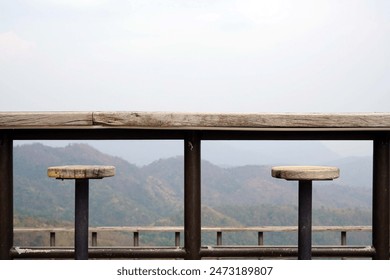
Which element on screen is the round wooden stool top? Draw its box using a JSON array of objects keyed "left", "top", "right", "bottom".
[
  {"left": 271, "top": 166, "right": 339, "bottom": 181},
  {"left": 48, "top": 165, "right": 115, "bottom": 179}
]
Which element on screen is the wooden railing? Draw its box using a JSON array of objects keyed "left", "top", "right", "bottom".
[
  {"left": 12, "top": 226, "right": 375, "bottom": 259},
  {"left": 15, "top": 226, "right": 372, "bottom": 247},
  {"left": 1, "top": 112, "right": 389, "bottom": 260}
]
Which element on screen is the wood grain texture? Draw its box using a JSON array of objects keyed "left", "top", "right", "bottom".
[
  {"left": 272, "top": 166, "right": 340, "bottom": 181},
  {"left": 93, "top": 112, "right": 390, "bottom": 130},
  {"left": 47, "top": 165, "right": 115, "bottom": 179},
  {"left": 1, "top": 111, "right": 390, "bottom": 130},
  {"left": 0, "top": 112, "right": 93, "bottom": 128}
]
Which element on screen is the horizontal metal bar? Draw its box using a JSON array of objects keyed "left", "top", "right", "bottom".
[
  {"left": 5, "top": 129, "right": 387, "bottom": 141},
  {"left": 201, "top": 130, "right": 382, "bottom": 141},
  {"left": 11, "top": 247, "right": 186, "bottom": 259},
  {"left": 10, "top": 246, "right": 375, "bottom": 259},
  {"left": 9, "top": 129, "right": 186, "bottom": 140},
  {"left": 200, "top": 246, "right": 375, "bottom": 258}
]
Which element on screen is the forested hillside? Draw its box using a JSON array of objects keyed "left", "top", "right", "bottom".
[{"left": 13, "top": 143, "right": 372, "bottom": 246}]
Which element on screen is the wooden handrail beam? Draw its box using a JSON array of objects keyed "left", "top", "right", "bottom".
[{"left": 1, "top": 112, "right": 390, "bottom": 131}]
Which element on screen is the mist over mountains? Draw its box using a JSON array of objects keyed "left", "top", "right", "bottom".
[
  {"left": 14, "top": 142, "right": 371, "bottom": 223},
  {"left": 18, "top": 139, "right": 372, "bottom": 167},
  {"left": 87, "top": 140, "right": 357, "bottom": 166},
  {"left": 79, "top": 140, "right": 373, "bottom": 189},
  {"left": 13, "top": 143, "right": 373, "bottom": 245}
]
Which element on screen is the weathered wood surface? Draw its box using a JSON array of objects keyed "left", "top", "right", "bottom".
[
  {"left": 0, "top": 112, "right": 92, "bottom": 128},
  {"left": 14, "top": 226, "right": 372, "bottom": 233},
  {"left": 1, "top": 111, "right": 390, "bottom": 130},
  {"left": 272, "top": 166, "right": 340, "bottom": 181},
  {"left": 47, "top": 165, "right": 115, "bottom": 179},
  {"left": 93, "top": 112, "right": 390, "bottom": 130}
]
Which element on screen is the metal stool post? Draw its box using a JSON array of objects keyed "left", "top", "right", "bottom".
[
  {"left": 298, "top": 180, "right": 312, "bottom": 260},
  {"left": 75, "top": 178, "right": 89, "bottom": 260},
  {"left": 272, "top": 166, "right": 339, "bottom": 260},
  {"left": 48, "top": 165, "right": 115, "bottom": 260}
]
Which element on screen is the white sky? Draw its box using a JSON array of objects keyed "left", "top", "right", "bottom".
[
  {"left": 2, "top": 0, "right": 389, "bottom": 157},
  {"left": 1, "top": 0, "right": 389, "bottom": 112}
]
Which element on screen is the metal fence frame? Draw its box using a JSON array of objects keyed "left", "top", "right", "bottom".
[{"left": 1, "top": 122, "right": 389, "bottom": 259}]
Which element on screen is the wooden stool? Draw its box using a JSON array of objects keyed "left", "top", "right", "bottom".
[
  {"left": 48, "top": 165, "right": 115, "bottom": 260},
  {"left": 271, "top": 166, "right": 339, "bottom": 260}
]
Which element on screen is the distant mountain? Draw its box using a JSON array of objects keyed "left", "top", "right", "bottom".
[
  {"left": 14, "top": 143, "right": 161, "bottom": 225},
  {"left": 325, "top": 156, "right": 372, "bottom": 188},
  {"left": 77, "top": 140, "right": 374, "bottom": 190},
  {"left": 13, "top": 143, "right": 372, "bottom": 246},
  {"left": 87, "top": 140, "right": 342, "bottom": 166}
]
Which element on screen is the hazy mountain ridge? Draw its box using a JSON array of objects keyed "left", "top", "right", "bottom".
[
  {"left": 14, "top": 143, "right": 371, "bottom": 228},
  {"left": 88, "top": 140, "right": 343, "bottom": 167}
]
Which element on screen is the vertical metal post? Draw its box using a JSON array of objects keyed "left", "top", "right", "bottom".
[
  {"left": 372, "top": 137, "right": 390, "bottom": 260},
  {"left": 298, "top": 180, "right": 312, "bottom": 260},
  {"left": 50, "top": 232, "right": 56, "bottom": 247},
  {"left": 341, "top": 231, "right": 347, "bottom": 260},
  {"left": 258, "top": 232, "right": 264, "bottom": 246},
  {"left": 133, "top": 232, "right": 139, "bottom": 247},
  {"left": 184, "top": 132, "right": 201, "bottom": 259},
  {"left": 175, "top": 232, "right": 180, "bottom": 247},
  {"left": 258, "top": 231, "right": 264, "bottom": 260},
  {"left": 341, "top": 231, "right": 347, "bottom": 246},
  {"left": 217, "top": 232, "right": 222, "bottom": 246},
  {"left": 92, "top": 232, "right": 97, "bottom": 247},
  {"left": 0, "top": 134, "right": 13, "bottom": 260},
  {"left": 75, "top": 178, "right": 89, "bottom": 260}
]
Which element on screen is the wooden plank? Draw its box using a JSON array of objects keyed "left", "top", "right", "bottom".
[
  {"left": 47, "top": 165, "right": 115, "bottom": 179},
  {"left": 1, "top": 111, "right": 390, "bottom": 130},
  {"left": 0, "top": 112, "right": 93, "bottom": 128},
  {"left": 272, "top": 166, "right": 340, "bottom": 181},
  {"left": 93, "top": 112, "right": 390, "bottom": 130}
]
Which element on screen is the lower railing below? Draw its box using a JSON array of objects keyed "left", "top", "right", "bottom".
[
  {"left": 10, "top": 245, "right": 375, "bottom": 259},
  {"left": 13, "top": 226, "right": 373, "bottom": 259}
]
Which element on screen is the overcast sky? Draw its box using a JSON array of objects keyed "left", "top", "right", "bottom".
[
  {"left": 1, "top": 0, "right": 389, "bottom": 112},
  {"left": 2, "top": 0, "right": 389, "bottom": 158}
]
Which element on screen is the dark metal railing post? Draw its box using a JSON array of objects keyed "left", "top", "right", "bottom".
[
  {"left": 298, "top": 180, "right": 312, "bottom": 260},
  {"left": 175, "top": 232, "right": 180, "bottom": 247},
  {"left": 341, "top": 231, "right": 347, "bottom": 260},
  {"left": 0, "top": 134, "right": 13, "bottom": 260},
  {"left": 92, "top": 232, "right": 97, "bottom": 247},
  {"left": 258, "top": 232, "right": 264, "bottom": 246},
  {"left": 217, "top": 232, "right": 222, "bottom": 246},
  {"left": 372, "top": 137, "right": 390, "bottom": 260},
  {"left": 341, "top": 231, "right": 347, "bottom": 246},
  {"left": 258, "top": 231, "right": 264, "bottom": 260},
  {"left": 184, "top": 132, "right": 201, "bottom": 259},
  {"left": 50, "top": 232, "right": 56, "bottom": 247},
  {"left": 75, "top": 178, "right": 89, "bottom": 260},
  {"left": 133, "top": 232, "right": 139, "bottom": 247}
]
